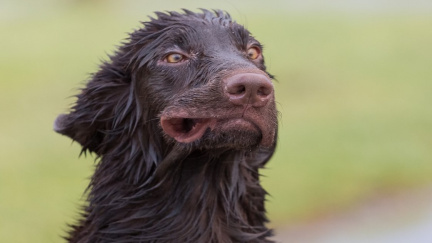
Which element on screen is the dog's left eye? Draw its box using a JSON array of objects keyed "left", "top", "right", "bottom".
[
  {"left": 247, "top": 46, "right": 261, "bottom": 60},
  {"left": 165, "top": 53, "right": 186, "bottom": 63}
]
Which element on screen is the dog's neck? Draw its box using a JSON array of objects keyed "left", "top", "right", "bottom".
[{"left": 68, "top": 146, "right": 272, "bottom": 242}]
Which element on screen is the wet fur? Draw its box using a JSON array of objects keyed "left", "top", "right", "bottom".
[{"left": 55, "top": 9, "right": 277, "bottom": 242}]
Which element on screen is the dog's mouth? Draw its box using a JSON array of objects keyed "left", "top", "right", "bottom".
[
  {"left": 160, "top": 108, "right": 275, "bottom": 148},
  {"left": 160, "top": 117, "right": 217, "bottom": 143}
]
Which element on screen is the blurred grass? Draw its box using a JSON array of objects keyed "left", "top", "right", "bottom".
[
  {"left": 1, "top": 1, "right": 432, "bottom": 242},
  {"left": 259, "top": 13, "right": 432, "bottom": 224}
]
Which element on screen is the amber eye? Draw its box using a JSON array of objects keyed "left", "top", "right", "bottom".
[
  {"left": 247, "top": 46, "right": 261, "bottom": 60},
  {"left": 165, "top": 53, "right": 185, "bottom": 63}
]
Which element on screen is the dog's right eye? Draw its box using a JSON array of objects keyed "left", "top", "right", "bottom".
[
  {"left": 164, "top": 53, "right": 186, "bottom": 64},
  {"left": 247, "top": 46, "right": 261, "bottom": 60}
]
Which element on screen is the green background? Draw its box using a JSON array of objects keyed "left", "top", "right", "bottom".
[{"left": 1, "top": 0, "right": 431, "bottom": 242}]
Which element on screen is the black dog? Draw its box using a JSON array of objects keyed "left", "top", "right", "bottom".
[{"left": 55, "top": 9, "right": 278, "bottom": 242}]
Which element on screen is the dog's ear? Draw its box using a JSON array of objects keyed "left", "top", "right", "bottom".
[
  {"left": 54, "top": 61, "right": 133, "bottom": 154},
  {"left": 55, "top": 25, "right": 163, "bottom": 155},
  {"left": 54, "top": 112, "right": 103, "bottom": 153}
]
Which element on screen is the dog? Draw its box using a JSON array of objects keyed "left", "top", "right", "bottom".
[{"left": 55, "top": 9, "right": 278, "bottom": 242}]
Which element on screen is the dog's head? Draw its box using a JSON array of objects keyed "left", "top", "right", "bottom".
[{"left": 55, "top": 9, "right": 277, "bottom": 158}]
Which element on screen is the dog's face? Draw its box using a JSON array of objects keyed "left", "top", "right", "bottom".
[
  {"left": 55, "top": 10, "right": 277, "bottom": 154},
  {"left": 134, "top": 11, "right": 277, "bottom": 150}
]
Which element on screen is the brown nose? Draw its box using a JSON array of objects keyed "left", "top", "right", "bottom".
[{"left": 224, "top": 73, "right": 273, "bottom": 107}]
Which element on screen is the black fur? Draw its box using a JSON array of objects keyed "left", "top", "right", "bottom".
[{"left": 55, "top": 9, "right": 278, "bottom": 242}]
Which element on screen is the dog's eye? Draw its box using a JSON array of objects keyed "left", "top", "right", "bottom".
[
  {"left": 165, "top": 53, "right": 185, "bottom": 63},
  {"left": 247, "top": 46, "right": 261, "bottom": 60}
]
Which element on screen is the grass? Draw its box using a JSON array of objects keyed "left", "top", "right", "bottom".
[
  {"left": 259, "top": 14, "right": 432, "bottom": 223},
  {"left": 1, "top": 2, "right": 431, "bottom": 242}
]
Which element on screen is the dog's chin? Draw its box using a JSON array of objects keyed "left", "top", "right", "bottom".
[{"left": 200, "top": 118, "right": 263, "bottom": 150}]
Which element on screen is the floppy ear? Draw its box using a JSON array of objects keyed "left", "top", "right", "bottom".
[
  {"left": 55, "top": 24, "right": 166, "bottom": 155},
  {"left": 54, "top": 111, "right": 103, "bottom": 154},
  {"left": 54, "top": 61, "right": 133, "bottom": 154}
]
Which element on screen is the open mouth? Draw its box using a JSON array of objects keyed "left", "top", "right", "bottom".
[{"left": 160, "top": 117, "right": 217, "bottom": 143}]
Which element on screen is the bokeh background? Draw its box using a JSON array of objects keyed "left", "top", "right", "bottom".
[{"left": 1, "top": 0, "right": 431, "bottom": 242}]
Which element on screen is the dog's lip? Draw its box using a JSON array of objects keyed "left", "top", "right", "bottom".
[
  {"left": 160, "top": 116, "right": 217, "bottom": 143},
  {"left": 160, "top": 112, "right": 260, "bottom": 144}
]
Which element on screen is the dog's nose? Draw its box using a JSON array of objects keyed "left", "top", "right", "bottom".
[{"left": 224, "top": 73, "right": 273, "bottom": 107}]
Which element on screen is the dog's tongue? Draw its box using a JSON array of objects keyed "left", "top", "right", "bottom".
[{"left": 160, "top": 117, "right": 216, "bottom": 143}]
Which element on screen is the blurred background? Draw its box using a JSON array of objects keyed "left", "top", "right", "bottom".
[{"left": 1, "top": 0, "right": 431, "bottom": 242}]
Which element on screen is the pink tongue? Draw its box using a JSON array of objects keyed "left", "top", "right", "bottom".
[{"left": 160, "top": 117, "right": 216, "bottom": 143}]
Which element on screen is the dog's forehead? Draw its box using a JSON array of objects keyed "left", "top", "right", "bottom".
[
  {"left": 182, "top": 21, "right": 250, "bottom": 50},
  {"left": 199, "top": 26, "right": 232, "bottom": 45}
]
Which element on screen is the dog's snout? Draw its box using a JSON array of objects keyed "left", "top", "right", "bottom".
[{"left": 224, "top": 73, "right": 273, "bottom": 107}]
